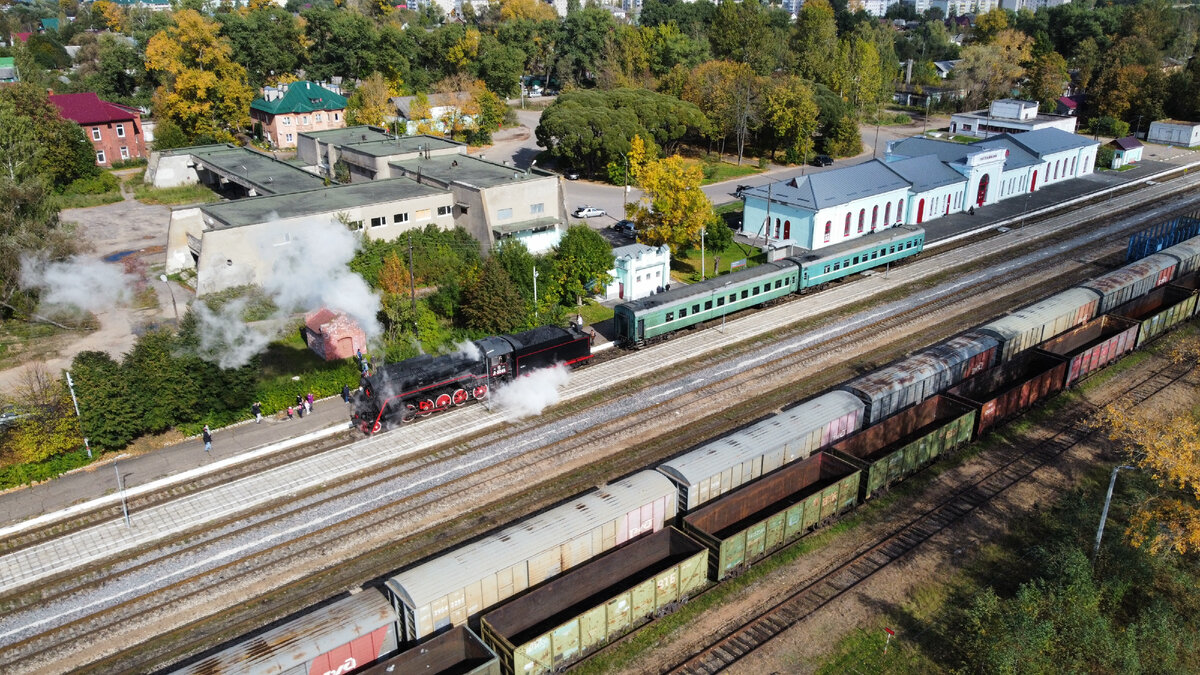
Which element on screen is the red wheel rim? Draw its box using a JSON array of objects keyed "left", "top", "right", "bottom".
[
  {"left": 452, "top": 388, "right": 468, "bottom": 405},
  {"left": 419, "top": 399, "right": 434, "bottom": 414},
  {"left": 435, "top": 394, "right": 452, "bottom": 409},
  {"left": 473, "top": 385, "right": 488, "bottom": 399},
  {"left": 372, "top": 421, "right": 381, "bottom": 434}
]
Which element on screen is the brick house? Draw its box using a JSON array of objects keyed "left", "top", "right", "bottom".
[
  {"left": 48, "top": 92, "right": 147, "bottom": 167},
  {"left": 303, "top": 308, "right": 367, "bottom": 361},
  {"left": 251, "top": 81, "right": 347, "bottom": 149}
]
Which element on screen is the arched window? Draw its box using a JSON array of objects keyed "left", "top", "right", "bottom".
[
  {"left": 824, "top": 221, "right": 831, "bottom": 243},
  {"left": 1054, "top": 160, "right": 1059, "bottom": 179},
  {"left": 775, "top": 217, "right": 781, "bottom": 238},
  {"left": 844, "top": 213, "right": 851, "bottom": 237},
  {"left": 884, "top": 203, "right": 891, "bottom": 224},
  {"left": 784, "top": 220, "right": 791, "bottom": 239},
  {"left": 872, "top": 205, "right": 878, "bottom": 229},
  {"left": 858, "top": 209, "right": 865, "bottom": 233},
  {"left": 1071, "top": 156, "right": 1076, "bottom": 174},
  {"left": 897, "top": 199, "right": 904, "bottom": 222}
]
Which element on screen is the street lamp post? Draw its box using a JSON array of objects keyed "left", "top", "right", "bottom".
[
  {"left": 622, "top": 154, "right": 630, "bottom": 218},
  {"left": 700, "top": 228, "right": 706, "bottom": 282},
  {"left": 115, "top": 459, "right": 131, "bottom": 529},
  {"left": 533, "top": 267, "right": 539, "bottom": 321},
  {"left": 1093, "top": 465, "right": 1136, "bottom": 564},
  {"left": 159, "top": 274, "right": 179, "bottom": 322},
  {"left": 65, "top": 371, "right": 90, "bottom": 458}
]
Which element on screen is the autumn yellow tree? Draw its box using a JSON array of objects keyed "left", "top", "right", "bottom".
[
  {"left": 378, "top": 251, "right": 412, "bottom": 296},
  {"left": 500, "top": 0, "right": 559, "bottom": 21},
  {"left": 432, "top": 74, "right": 485, "bottom": 139},
  {"left": 347, "top": 72, "right": 393, "bottom": 127},
  {"left": 1094, "top": 338, "right": 1200, "bottom": 555},
  {"left": 629, "top": 155, "right": 713, "bottom": 252},
  {"left": 145, "top": 10, "right": 255, "bottom": 143},
  {"left": 93, "top": 0, "right": 126, "bottom": 33}
]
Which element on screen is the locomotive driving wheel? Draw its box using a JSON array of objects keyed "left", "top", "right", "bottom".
[
  {"left": 452, "top": 388, "right": 469, "bottom": 405},
  {"left": 435, "top": 393, "right": 453, "bottom": 410},
  {"left": 400, "top": 404, "right": 417, "bottom": 422},
  {"left": 418, "top": 399, "right": 435, "bottom": 415},
  {"left": 472, "top": 384, "right": 489, "bottom": 399},
  {"left": 371, "top": 420, "right": 383, "bottom": 434}
]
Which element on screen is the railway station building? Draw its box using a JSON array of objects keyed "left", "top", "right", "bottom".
[{"left": 741, "top": 127, "right": 1098, "bottom": 252}]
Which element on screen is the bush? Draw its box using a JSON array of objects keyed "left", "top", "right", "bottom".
[
  {"left": 61, "top": 172, "right": 120, "bottom": 195},
  {"left": 701, "top": 162, "right": 719, "bottom": 180},
  {"left": 1089, "top": 116, "right": 1130, "bottom": 139},
  {"left": 1095, "top": 147, "right": 1116, "bottom": 170},
  {"left": 0, "top": 448, "right": 94, "bottom": 490},
  {"left": 109, "top": 158, "right": 148, "bottom": 170}
]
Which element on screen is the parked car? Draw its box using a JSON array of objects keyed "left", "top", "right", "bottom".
[
  {"left": 613, "top": 220, "right": 637, "bottom": 235},
  {"left": 564, "top": 168, "right": 582, "bottom": 180},
  {"left": 573, "top": 206, "right": 606, "bottom": 218},
  {"left": 813, "top": 154, "right": 834, "bottom": 167}
]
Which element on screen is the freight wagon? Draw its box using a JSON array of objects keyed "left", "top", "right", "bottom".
[
  {"left": 827, "top": 395, "right": 976, "bottom": 500},
  {"left": 1038, "top": 314, "right": 1140, "bottom": 387},
  {"left": 1112, "top": 284, "right": 1198, "bottom": 348},
  {"left": 840, "top": 332, "right": 997, "bottom": 425},
  {"left": 1079, "top": 253, "right": 1178, "bottom": 315},
  {"left": 356, "top": 626, "right": 499, "bottom": 675},
  {"left": 480, "top": 528, "right": 708, "bottom": 675},
  {"left": 384, "top": 471, "right": 677, "bottom": 641},
  {"left": 979, "top": 288, "right": 1100, "bottom": 362},
  {"left": 681, "top": 452, "right": 860, "bottom": 581},
  {"left": 657, "top": 391, "right": 864, "bottom": 512},
  {"left": 946, "top": 351, "right": 1069, "bottom": 437}
]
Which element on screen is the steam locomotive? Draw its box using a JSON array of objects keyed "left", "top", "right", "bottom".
[{"left": 352, "top": 325, "right": 593, "bottom": 434}]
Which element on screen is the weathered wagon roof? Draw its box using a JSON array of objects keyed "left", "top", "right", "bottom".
[{"left": 979, "top": 288, "right": 1100, "bottom": 340}]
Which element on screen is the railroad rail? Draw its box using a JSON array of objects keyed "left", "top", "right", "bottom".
[{"left": 668, "top": 359, "right": 1190, "bottom": 674}]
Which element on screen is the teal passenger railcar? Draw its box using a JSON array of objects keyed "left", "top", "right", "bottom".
[{"left": 613, "top": 225, "right": 925, "bottom": 345}]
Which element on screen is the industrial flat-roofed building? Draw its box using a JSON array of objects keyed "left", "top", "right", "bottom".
[
  {"left": 950, "top": 99, "right": 1078, "bottom": 139},
  {"left": 147, "top": 144, "right": 328, "bottom": 196},
  {"left": 297, "top": 127, "right": 466, "bottom": 180},
  {"left": 166, "top": 178, "right": 454, "bottom": 295},
  {"left": 389, "top": 154, "right": 565, "bottom": 254}
]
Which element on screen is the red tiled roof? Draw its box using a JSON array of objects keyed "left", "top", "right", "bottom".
[
  {"left": 305, "top": 308, "right": 337, "bottom": 333},
  {"left": 1057, "top": 96, "right": 1078, "bottom": 109},
  {"left": 14, "top": 32, "right": 32, "bottom": 43},
  {"left": 48, "top": 92, "right": 140, "bottom": 125}
]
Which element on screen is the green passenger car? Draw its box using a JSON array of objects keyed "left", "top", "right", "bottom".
[
  {"left": 792, "top": 225, "right": 925, "bottom": 290},
  {"left": 613, "top": 261, "right": 800, "bottom": 344}
]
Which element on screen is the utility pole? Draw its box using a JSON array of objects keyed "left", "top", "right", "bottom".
[
  {"left": 65, "top": 371, "right": 90, "bottom": 458},
  {"left": 115, "top": 460, "right": 130, "bottom": 528},
  {"left": 700, "top": 228, "right": 706, "bottom": 281},
  {"left": 533, "top": 266, "right": 539, "bottom": 320},
  {"left": 408, "top": 233, "right": 418, "bottom": 338},
  {"left": 1093, "top": 465, "right": 1135, "bottom": 564}
]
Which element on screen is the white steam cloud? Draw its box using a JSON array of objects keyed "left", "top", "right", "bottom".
[
  {"left": 450, "top": 340, "right": 482, "bottom": 360},
  {"left": 260, "top": 217, "right": 382, "bottom": 338},
  {"left": 20, "top": 255, "right": 135, "bottom": 313},
  {"left": 491, "top": 366, "right": 571, "bottom": 421},
  {"left": 194, "top": 298, "right": 273, "bottom": 369},
  {"left": 192, "top": 215, "right": 383, "bottom": 368}
]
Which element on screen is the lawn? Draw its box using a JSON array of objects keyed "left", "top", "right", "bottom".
[
  {"left": 132, "top": 182, "right": 221, "bottom": 205},
  {"left": 671, "top": 239, "right": 765, "bottom": 284},
  {"left": 52, "top": 191, "right": 124, "bottom": 209},
  {"left": 576, "top": 299, "right": 614, "bottom": 325},
  {"left": 679, "top": 158, "right": 765, "bottom": 185}
]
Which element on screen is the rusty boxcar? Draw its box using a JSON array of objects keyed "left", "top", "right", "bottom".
[
  {"left": 945, "top": 350, "right": 1069, "bottom": 437},
  {"left": 1170, "top": 271, "right": 1200, "bottom": 317},
  {"left": 657, "top": 391, "right": 864, "bottom": 512},
  {"left": 840, "top": 331, "right": 998, "bottom": 425},
  {"left": 356, "top": 626, "right": 499, "bottom": 675},
  {"left": 480, "top": 528, "right": 708, "bottom": 675},
  {"left": 827, "top": 395, "right": 976, "bottom": 501},
  {"left": 1079, "top": 253, "right": 1178, "bottom": 315},
  {"left": 681, "top": 453, "right": 860, "bottom": 581},
  {"left": 1038, "top": 315, "right": 1140, "bottom": 387},
  {"left": 1160, "top": 234, "right": 1200, "bottom": 276},
  {"left": 172, "top": 592, "right": 399, "bottom": 675},
  {"left": 979, "top": 288, "right": 1100, "bottom": 362},
  {"left": 385, "top": 471, "right": 677, "bottom": 642}
]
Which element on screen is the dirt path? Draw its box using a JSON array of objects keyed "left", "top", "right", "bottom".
[{"left": 621, "top": 347, "right": 1194, "bottom": 675}]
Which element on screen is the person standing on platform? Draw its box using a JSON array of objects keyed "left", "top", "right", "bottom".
[
  {"left": 202, "top": 425, "right": 212, "bottom": 453},
  {"left": 252, "top": 401, "right": 262, "bottom": 424},
  {"left": 306, "top": 392, "right": 315, "bottom": 412},
  {"left": 342, "top": 384, "right": 351, "bottom": 403}
]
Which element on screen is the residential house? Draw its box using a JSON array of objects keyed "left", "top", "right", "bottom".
[
  {"left": 250, "top": 81, "right": 347, "bottom": 149},
  {"left": 950, "top": 98, "right": 1077, "bottom": 139},
  {"left": 1147, "top": 120, "right": 1200, "bottom": 147},
  {"left": 390, "top": 92, "right": 478, "bottom": 136},
  {"left": 49, "top": 92, "right": 147, "bottom": 166},
  {"left": 602, "top": 244, "right": 672, "bottom": 301},
  {"left": 0, "top": 56, "right": 18, "bottom": 83},
  {"left": 1108, "top": 136, "right": 1143, "bottom": 169}
]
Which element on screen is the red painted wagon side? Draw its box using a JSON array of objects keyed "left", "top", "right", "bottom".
[{"left": 1037, "top": 315, "right": 1141, "bottom": 387}]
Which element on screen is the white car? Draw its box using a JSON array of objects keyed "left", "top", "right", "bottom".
[{"left": 573, "top": 206, "right": 606, "bottom": 218}]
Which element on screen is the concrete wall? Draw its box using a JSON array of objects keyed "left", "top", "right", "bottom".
[
  {"left": 148, "top": 152, "right": 201, "bottom": 188},
  {"left": 165, "top": 207, "right": 205, "bottom": 275},
  {"left": 1148, "top": 121, "right": 1200, "bottom": 147}
]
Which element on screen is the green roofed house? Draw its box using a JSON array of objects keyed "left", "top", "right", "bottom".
[
  {"left": 0, "top": 57, "right": 17, "bottom": 83},
  {"left": 251, "top": 81, "right": 347, "bottom": 149}
]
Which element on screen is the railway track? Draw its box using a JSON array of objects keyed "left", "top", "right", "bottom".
[
  {"left": 0, "top": 226, "right": 1136, "bottom": 672},
  {"left": 667, "top": 359, "right": 1190, "bottom": 674},
  {"left": 6, "top": 178, "right": 1200, "bottom": 671}
]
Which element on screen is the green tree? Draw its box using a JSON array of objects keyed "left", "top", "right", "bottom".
[
  {"left": 145, "top": 9, "right": 256, "bottom": 143},
  {"left": 1023, "top": 51, "right": 1070, "bottom": 111},
  {"left": 461, "top": 256, "right": 527, "bottom": 333},
  {"left": 791, "top": 0, "right": 838, "bottom": 84},
  {"left": 346, "top": 72, "right": 392, "bottom": 127},
  {"left": 69, "top": 351, "right": 140, "bottom": 450},
  {"left": 123, "top": 330, "right": 197, "bottom": 433},
  {"left": 629, "top": 155, "right": 713, "bottom": 253},
  {"left": 708, "top": 0, "right": 783, "bottom": 76},
  {"left": 0, "top": 84, "right": 99, "bottom": 190},
  {"left": 762, "top": 75, "right": 819, "bottom": 162},
  {"left": 301, "top": 7, "right": 380, "bottom": 81},
  {"left": 1, "top": 364, "right": 82, "bottom": 464},
  {"left": 824, "top": 114, "right": 862, "bottom": 157},
  {"left": 215, "top": 5, "right": 308, "bottom": 88},
  {"left": 551, "top": 225, "right": 614, "bottom": 306},
  {"left": 972, "top": 7, "right": 1009, "bottom": 44},
  {"left": 953, "top": 28, "right": 1033, "bottom": 108},
  {"left": 557, "top": 6, "right": 617, "bottom": 86},
  {"left": 475, "top": 35, "right": 524, "bottom": 98}
]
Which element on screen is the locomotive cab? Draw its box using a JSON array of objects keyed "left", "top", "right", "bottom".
[{"left": 476, "top": 336, "right": 516, "bottom": 380}]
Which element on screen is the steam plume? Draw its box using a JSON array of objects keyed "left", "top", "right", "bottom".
[
  {"left": 19, "top": 255, "right": 135, "bottom": 313},
  {"left": 491, "top": 366, "right": 570, "bottom": 421}
]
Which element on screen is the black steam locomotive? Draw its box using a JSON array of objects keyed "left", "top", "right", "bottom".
[{"left": 352, "top": 325, "right": 593, "bottom": 434}]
